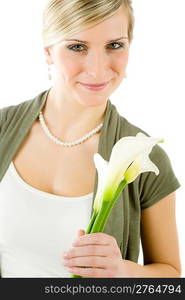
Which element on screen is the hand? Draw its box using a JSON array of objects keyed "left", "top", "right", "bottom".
[{"left": 62, "top": 229, "right": 125, "bottom": 278}]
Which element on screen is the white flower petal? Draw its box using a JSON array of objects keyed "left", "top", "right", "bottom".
[
  {"left": 124, "top": 148, "right": 159, "bottom": 183},
  {"left": 105, "top": 133, "right": 162, "bottom": 188},
  {"left": 93, "top": 153, "right": 109, "bottom": 210},
  {"left": 137, "top": 151, "right": 159, "bottom": 175}
]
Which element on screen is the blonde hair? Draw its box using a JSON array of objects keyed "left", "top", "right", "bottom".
[{"left": 42, "top": 0, "right": 135, "bottom": 48}]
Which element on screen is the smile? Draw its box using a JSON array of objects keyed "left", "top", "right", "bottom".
[{"left": 79, "top": 81, "right": 109, "bottom": 91}]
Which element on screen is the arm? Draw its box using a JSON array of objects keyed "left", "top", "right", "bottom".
[{"left": 123, "top": 191, "right": 181, "bottom": 277}]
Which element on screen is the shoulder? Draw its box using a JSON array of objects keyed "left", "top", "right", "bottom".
[
  {"left": 0, "top": 97, "right": 35, "bottom": 119},
  {"left": 115, "top": 110, "right": 180, "bottom": 208},
  {"left": 110, "top": 103, "right": 168, "bottom": 163},
  {"left": 119, "top": 113, "right": 149, "bottom": 137},
  {"left": 0, "top": 99, "right": 33, "bottom": 134},
  {"left": 139, "top": 141, "right": 180, "bottom": 210},
  {"left": 0, "top": 89, "right": 48, "bottom": 134},
  {"left": 118, "top": 112, "right": 168, "bottom": 160}
]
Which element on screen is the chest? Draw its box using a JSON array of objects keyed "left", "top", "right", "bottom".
[{"left": 12, "top": 120, "right": 100, "bottom": 197}]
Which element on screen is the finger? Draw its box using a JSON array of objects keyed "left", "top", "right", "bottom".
[
  {"left": 63, "top": 244, "right": 112, "bottom": 259},
  {"left": 65, "top": 256, "right": 108, "bottom": 269},
  {"left": 72, "top": 232, "right": 116, "bottom": 246},
  {"left": 68, "top": 266, "right": 114, "bottom": 278}
]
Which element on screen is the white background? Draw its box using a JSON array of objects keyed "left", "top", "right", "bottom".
[{"left": 0, "top": 1, "right": 184, "bottom": 277}]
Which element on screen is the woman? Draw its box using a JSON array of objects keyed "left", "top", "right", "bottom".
[{"left": 0, "top": 0, "right": 181, "bottom": 278}]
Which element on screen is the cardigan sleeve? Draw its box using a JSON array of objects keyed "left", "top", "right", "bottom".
[
  {"left": 139, "top": 144, "right": 180, "bottom": 209},
  {"left": 0, "top": 108, "right": 2, "bottom": 134},
  {"left": 0, "top": 107, "right": 6, "bottom": 135}
]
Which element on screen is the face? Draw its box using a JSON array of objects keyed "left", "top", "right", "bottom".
[{"left": 44, "top": 5, "right": 130, "bottom": 107}]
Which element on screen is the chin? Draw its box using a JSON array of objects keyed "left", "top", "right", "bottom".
[
  {"left": 74, "top": 85, "right": 112, "bottom": 107},
  {"left": 76, "top": 96, "right": 108, "bottom": 107}
]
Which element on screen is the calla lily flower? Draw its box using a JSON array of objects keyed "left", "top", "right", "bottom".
[
  {"left": 70, "top": 132, "right": 163, "bottom": 277},
  {"left": 86, "top": 132, "right": 164, "bottom": 234}
]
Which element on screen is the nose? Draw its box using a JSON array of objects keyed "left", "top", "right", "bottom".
[{"left": 85, "top": 51, "right": 110, "bottom": 79}]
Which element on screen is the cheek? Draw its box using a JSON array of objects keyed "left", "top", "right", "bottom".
[
  {"left": 56, "top": 56, "right": 82, "bottom": 80},
  {"left": 113, "top": 53, "right": 129, "bottom": 74},
  {"left": 65, "top": 56, "right": 81, "bottom": 71}
]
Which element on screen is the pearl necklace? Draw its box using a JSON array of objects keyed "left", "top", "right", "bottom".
[{"left": 39, "top": 110, "right": 103, "bottom": 147}]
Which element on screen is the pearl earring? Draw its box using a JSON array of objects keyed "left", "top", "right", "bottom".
[
  {"left": 124, "top": 72, "right": 127, "bottom": 78},
  {"left": 48, "top": 66, "right": 52, "bottom": 80}
]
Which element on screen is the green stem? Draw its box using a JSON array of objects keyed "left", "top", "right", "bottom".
[
  {"left": 113, "top": 178, "right": 127, "bottom": 203},
  {"left": 70, "top": 179, "right": 127, "bottom": 278},
  {"left": 90, "top": 179, "right": 127, "bottom": 233},
  {"left": 85, "top": 209, "right": 98, "bottom": 234}
]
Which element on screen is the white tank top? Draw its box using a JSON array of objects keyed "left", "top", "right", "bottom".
[{"left": 0, "top": 161, "right": 93, "bottom": 277}]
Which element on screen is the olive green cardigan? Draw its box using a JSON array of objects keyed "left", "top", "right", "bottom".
[{"left": 0, "top": 88, "right": 180, "bottom": 266}]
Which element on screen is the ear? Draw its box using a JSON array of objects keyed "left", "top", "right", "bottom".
[{"left": 43, "top": 47, "right": 53, "bottom": 65}]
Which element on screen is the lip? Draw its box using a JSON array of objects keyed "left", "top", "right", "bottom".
[
  {"left": 79, "top": 81, "right": 109, "bottom": 90},
  {"left": 80, "top": 81, "right": 108, "bottom": 87}
]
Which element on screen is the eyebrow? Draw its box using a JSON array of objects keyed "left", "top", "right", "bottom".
[{"left": 64, "top": 37, "right": 128, "bottom": 43}]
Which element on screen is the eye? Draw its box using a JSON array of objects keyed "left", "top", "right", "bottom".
[
  {"left": 107, "top": 42, "right": 125, "bottom": 50},
  {"left": 67, "top": 42, "right": 126, "bottom": 53},
  {"left": 67, "top": 44, "right": 86, "bottom": 52}
]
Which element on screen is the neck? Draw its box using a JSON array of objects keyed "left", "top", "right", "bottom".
[{"left": 41, "top": 85, "right": 107, "bottom": 142}]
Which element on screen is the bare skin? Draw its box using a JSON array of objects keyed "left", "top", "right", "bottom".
[{"left": 13, "top": 118, "right": 100, "bottom": 197}]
